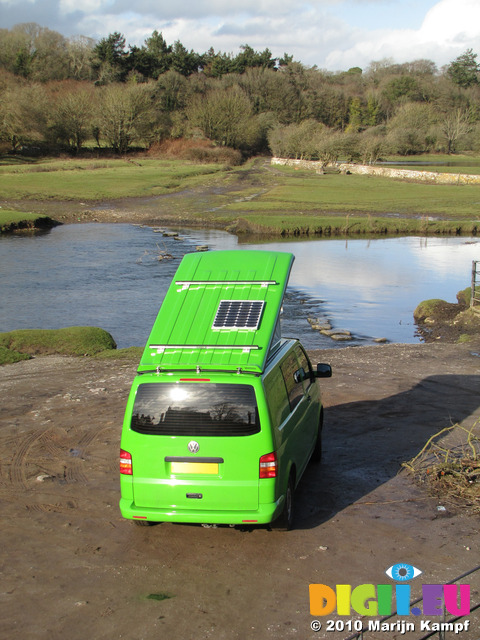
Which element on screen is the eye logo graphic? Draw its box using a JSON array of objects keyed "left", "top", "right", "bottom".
[{"left": 386, "top": 563, "right": 423, "bottom": 582}]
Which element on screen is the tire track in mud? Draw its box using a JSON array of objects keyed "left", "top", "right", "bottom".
[
  {"left": 9, "top": 428, "right": 53, "bottom": 489},
  {"left": 26, "top": 499, "right": 79, "bottom": 514},
  {"left": 17, "top": 426, "right": 115, "bottom": 515},
  {"left": 66, "top": 426, "right": 115, "bottom": 484},
  {"left": 6, "top": 425, "right": 115, "bottom": 489},
  {"left": 0, "top": 436, "right": 22, "bottom": 487}
]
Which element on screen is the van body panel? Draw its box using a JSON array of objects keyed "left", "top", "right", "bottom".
[
  {"left": 120, "top": 373, "right": 274, "bottom": 517},
  {"left": 119, "top": 491, "right": 282, "bottom": 525},
  {"left": 129, "top": 433, "right": 262, "bottom": 512},
  {"left": 263, "top": 341, "right": 322, "bottom": 487}
]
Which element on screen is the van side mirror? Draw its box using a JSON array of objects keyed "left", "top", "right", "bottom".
[
  {"left": 293, "top": 367, "right": 306, "bottom": 383},
  {"left": 315, "top": 363, "right": 332, "bottom": 378}
]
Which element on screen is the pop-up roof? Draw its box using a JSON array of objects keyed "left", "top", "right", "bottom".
[{"left": 137, "top": 250, "right": 294, "bottom": 374}]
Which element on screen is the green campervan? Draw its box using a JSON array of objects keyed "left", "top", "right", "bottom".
[{"left": 119, "top": 250, "right": 331, "bottom": 530}]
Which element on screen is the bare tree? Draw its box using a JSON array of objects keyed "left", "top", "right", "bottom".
[
  {"left": 97, "top": 83, "right": 155, "bottom": 153},
  {"left": 441, "top": 109, "right": 473, "bottom": 154},
  {"left": 186, "top": 85, "right": 256, "bottom": 148},
  {"left": 66, "top": 35, "right": 95, "bottom": 80},
  {"left": 50, "top": 87, "right": 94, "bottom": 152},
  {"left": 0, "top": 83, "right": 49, "bottom": 150}
]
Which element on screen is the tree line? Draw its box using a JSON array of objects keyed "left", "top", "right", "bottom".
[{"left": 1, "top": 23, "right": 480, "bottom": 159}]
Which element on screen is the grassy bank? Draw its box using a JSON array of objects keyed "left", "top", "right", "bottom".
[
  {"left": 0, "top": 210, "right": 55, "bottom": 233},
  {"left": 2, "top": 154, "right": 480, "bottom": 236},
  {"left": 0, "top": 327, "right": 118, "bottom": 365}
]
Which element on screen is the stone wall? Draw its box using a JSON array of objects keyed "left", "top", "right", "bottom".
[
  {"left": 271, "top": 157, "right": 480, "bottom": 185},
  {"left": 271, "top": 157, "right": 327, "bottom": 173}
]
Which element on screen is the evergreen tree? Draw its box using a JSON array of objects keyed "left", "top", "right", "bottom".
[{"left": 447, "top": 49, "right": 479, "bottom": 88}]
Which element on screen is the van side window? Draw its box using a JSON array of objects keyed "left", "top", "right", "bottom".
[
  {"left": 294, "top": 346, "right": 313, "bottom": 389},
  {"left": 280, "top": 352, "right": 305, "bottom": 412},
  {"left": 264, "top": 367, "right": 291, "bottom": 428}
]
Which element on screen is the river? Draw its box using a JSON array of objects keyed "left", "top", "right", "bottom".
[{"left": 1, "top": 223, "right": 479, "bottom": 349}]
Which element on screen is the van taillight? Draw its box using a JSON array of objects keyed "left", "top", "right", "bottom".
[
  {"left": 120, "top": 449, "right": 133, "bottom": 475},
  {"left": 259, "top": 452, "right": 277, "bottom": 478}
]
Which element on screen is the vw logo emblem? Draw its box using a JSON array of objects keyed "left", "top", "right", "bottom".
[{"left": 188, "top": 441, "right": 200, "bottom": 454}]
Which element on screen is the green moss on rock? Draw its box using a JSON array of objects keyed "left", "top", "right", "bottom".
[
  {"left": 456, "top": 287, "right": 471, "bottom": 306},
  {"left": 0, "top": 327, "right": 116, "bottom": 364},
  {"left": 413, "top": 299, "right": 459, "bottom": 322}
]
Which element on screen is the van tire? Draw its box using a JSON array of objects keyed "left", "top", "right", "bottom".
[
  {"left": 274, "top": 474, "right": 295, "bottom": 531},
  {"left": 311, "top": 410, "right": 323, "bottom": 464}
]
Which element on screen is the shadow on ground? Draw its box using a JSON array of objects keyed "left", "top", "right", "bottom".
[{"left": 295, "top": 374, "right": 480, "bottom": 529}]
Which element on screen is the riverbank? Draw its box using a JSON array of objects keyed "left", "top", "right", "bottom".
[
  {"left": 1, "top": 342, "right": 478, "bottom": 639},
  {"left": 0, "top": 210, "right": 57, "bottom": 233},
  {"left": 2, "top": 156, "right": 480, "bottom": 237}
]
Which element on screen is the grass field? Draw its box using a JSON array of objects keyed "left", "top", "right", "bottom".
[
  {"left": 219, "top": 167, "right": 480, "bottom": 217},
  {"left": 0, "top": 157, "right": 229, "bottom": 200},
  {"left": 2, "top": 154, "right": 480, "bottom": 236}
]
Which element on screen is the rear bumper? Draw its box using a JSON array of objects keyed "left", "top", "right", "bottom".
[{"left": 119, "top": 497, "right": 284, "bottom": 525}]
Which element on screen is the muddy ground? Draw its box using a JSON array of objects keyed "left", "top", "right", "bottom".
[{"left": 1, "top": 342, "right": 479, "bottom": 640}]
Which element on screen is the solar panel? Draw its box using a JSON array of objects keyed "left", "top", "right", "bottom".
[{"left": 213, "top": 300, "right": 265, "bottom": 330}]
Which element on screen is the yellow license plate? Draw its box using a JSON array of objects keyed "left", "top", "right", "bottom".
[{"left": 171, "top": 462, "right": 219, "bottom": 475}]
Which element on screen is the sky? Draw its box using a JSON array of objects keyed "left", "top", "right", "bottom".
[{"left": 1, "top": 0, "right": 479, "bottom": 72}]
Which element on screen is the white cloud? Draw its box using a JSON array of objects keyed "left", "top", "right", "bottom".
[
  {"left": 420, "top": 0, "right": 480, "bottom": 43},
  {"left": 0, "top": 0, "right": 35, "bottom": 4},
  {"left": 59, "top": 0, "right": 99, "bottom": 13},
  {"left": 107, "top": 0, "right": 342, "bottom": 20}
]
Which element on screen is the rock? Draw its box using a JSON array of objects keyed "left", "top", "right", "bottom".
[
  {"left": 321, "top": 329, "right": 351, "bottom": 337},
  {"left": 36, "top": 474, "right": 54, "bottom": 482},
  {"left": 307, "top": 318, "right": 332, "bottom": 331},
  {"left": 318, "top": 322, "right": 332, "bottom": 331},
  {"left": 374, "top": 338, "right": 388, "bottom": 343}
]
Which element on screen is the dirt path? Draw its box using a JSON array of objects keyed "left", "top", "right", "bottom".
[{"left": 1, "top": 343, "right": 479, "bottom": 640}]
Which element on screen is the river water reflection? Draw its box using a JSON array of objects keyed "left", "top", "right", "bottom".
[{"left": 1, "top": 223, "right": 479, "bottom": 349}]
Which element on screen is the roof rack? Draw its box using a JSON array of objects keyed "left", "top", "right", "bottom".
[
  {"left": 138, "top": 366, "right": 262, "bottom": 376},
  {"left": 149, "top": 344, "right": 260, "bottom": 352},
  {"left": 176, "top": 279, "right": 278, "bottom": 289}
]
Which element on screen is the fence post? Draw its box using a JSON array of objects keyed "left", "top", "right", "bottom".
[{"left": 471, "top": 261, "right": 477, "bottom": 308}]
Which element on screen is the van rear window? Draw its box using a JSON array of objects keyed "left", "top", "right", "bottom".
[{"left": 131, "top": 383, "right": 260, "bottom": 436}]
